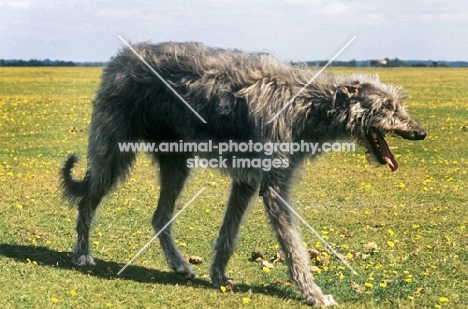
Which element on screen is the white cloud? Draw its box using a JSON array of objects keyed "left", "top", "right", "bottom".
[
  {"left": 284, "top": 0, "right": 322, "bottom": 7},
  {"left": 320, "top": 3, "right": 350, "bottom": 16},
  {"left": 366, "top": 13, "right": 385, "bottom": 22},
  {"left": 96, "top": 9, "right": 140, "bottom": 20},
  {"left": 401, "top": 12, "right": 468, "bottom": 22},
  {"left": 0, "top": 1, "right": 32, "bottom": 9}
]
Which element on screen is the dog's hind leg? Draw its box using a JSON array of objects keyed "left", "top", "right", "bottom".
[
  {"left": 210, "top": 180, "right": 259, "bottom": 287},
  {"left": 72, "top": 103, "right": 138, "bottom": 266},
  {"left": 73, "top": 146, "right": 136, "bottom": 266},
  {"left": 261, "top": 171, "right": 337, "bottom": 307},
  {"left": 152, "top": 154, "right": 194, "bottom": 279},
  {"left": 74, "top": 193, "right": 104, "bottom": 266}
]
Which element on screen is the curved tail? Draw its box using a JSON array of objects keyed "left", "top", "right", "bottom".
[{"left": 60, "top": 154, "right": 89, "bottom": 203}]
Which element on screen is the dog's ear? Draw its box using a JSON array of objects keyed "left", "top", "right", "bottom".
[
  {"left": 333, "top": 84, "right": 363, "bottom": 107},
  {"left": 337, "top": 84, "right": 363, "bottom": 99}
]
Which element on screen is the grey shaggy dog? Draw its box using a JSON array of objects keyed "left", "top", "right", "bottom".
[{"left": 61, "top": 42, "right": 426, "bottom": 307}]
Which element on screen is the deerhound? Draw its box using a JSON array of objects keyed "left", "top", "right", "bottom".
[{"left": 61, "top": 42, "right": 426, "bottom": 306}]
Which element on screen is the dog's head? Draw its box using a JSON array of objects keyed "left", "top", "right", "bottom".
[{"left": 332, "top": 76, "right": 426, "bottom": 171}]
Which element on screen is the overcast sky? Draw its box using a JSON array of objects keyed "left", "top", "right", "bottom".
[{"left": 1, "top": 0, "right": 467, "bottom": 62}]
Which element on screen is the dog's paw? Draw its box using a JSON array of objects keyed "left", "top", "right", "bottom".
[
  {"left": 73, "top": 254, "right": 96, "bottom": 266},
  {"left": 173, "top": 264, "right": 195, "bottom": 279},
  {"left": 210, "top": 271, "right": 233, "bottom": 288},
  {"left": 304, "top": 294, "right": 337, "bottom": 307}
]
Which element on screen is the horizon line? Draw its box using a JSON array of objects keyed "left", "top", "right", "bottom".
[{"left": 2, "top": 58, "right": 468, "bottom": 65}]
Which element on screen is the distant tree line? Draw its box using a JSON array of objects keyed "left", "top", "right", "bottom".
[
  {"left": 2, "top": 58, "right": 466, "bottom": 68},
  {"left": 0, "top": 59, "right": 105, "bottom": 67},
  {"left": 295, "top": 58, "right": 466, "bottom": 68},
  {"left": 0, "top": 59, "right": 75, "bottom": 66}
]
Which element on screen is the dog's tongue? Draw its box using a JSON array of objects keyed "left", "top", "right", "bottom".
[{"left": 377, "top": 133, "right": 398, "bottom": 172}]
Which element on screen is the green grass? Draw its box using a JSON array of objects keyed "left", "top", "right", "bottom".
[{"left": 0, "top": 67, "right": 467, "bottom": 308}]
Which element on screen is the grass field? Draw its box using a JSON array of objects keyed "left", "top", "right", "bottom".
[{"left": 0, "top": 67, "right": 467, "bottom": 308}]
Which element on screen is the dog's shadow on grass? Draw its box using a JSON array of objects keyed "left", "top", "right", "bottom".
[{"left": 0, "top": 244, "right": 299, "bottom": 301}]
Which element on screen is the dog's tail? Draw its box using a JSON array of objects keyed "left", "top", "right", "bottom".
[{"left": 60, "top": 154, "right": 89, "bottom": 203}]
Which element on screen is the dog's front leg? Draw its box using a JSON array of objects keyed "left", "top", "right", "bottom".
[
  {"left": 210, "top": 180, "right": 258, "bottom": 287},
  {"left": 261, "top": 172, "right": 337, "bottom": 307}
]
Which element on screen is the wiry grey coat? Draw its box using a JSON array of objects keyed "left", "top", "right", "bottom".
[{"left": 61, "top": 42, "right": 426, "bottom": 306}]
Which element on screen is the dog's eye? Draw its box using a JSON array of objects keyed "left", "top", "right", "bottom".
[{"left": 383, "top": 99, "right": 394, "bottom": 110}]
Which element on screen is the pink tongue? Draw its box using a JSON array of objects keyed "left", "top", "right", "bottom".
[
  {"left": 377, "top": 134, "right": 399, "bottom": 172},
  {"left": 384, "top": 156, "right": 398, "bottom": 172}
]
